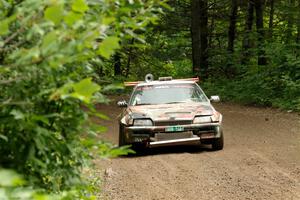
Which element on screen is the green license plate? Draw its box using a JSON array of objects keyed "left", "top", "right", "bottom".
[{"left": 165, "top": 126, "right": 184, "bottom": 132}]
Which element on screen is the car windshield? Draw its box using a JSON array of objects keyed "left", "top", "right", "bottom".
[{"left": 129, "top": 83, "right": 208, "bottom": 106}]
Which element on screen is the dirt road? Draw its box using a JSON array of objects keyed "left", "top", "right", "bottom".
[{"left": 95, "top": 99, "right": 300, "bottom": 200}]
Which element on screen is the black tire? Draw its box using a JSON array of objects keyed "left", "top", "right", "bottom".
[
  {"left": 212, "top": 129, "right": 224, "bottom": 151},
  {"left": 118, "top": 124, "right": 126, "bottom": 147}
]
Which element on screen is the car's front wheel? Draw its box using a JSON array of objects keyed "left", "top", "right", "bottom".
[
  {"left": 211, "top": 128, "right": 224, "bottom": 151},
  {"left": 118, "top": 124, "right": 126, "bottom": 147}
]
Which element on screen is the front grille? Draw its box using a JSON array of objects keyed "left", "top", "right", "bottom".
[{"left": 154, "top": 120, "right": 192, "bottom": 126}]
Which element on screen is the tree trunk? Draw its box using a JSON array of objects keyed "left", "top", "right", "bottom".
[
  {"left": 268, "top": 0, "right": 274, "bottom": 38},
  {"left": 254, "top": 0, "right": 267, "bottom": 65},
  {"left": 296, "top": 0, "right": 300, "bottom": 56},
  {"left": 191, "top": 0, "right": 201, "bottom": 75},
  {"left": 125, "top": 52, "right": 131, "bottom": 78},
  {"left": 297, "top": 0, "right": 300, "bottom": 44},
  {"left": 199, "top": 0, "right": 209, "bottom": 78},
  {"left": 125, "top": 38, "right": 134, "bottom": 77},
  {"left": 286, "top": 0, "right": 295, "bottom": 43},
  {"left": 191, "top": 0, "right": 209, "bottom": 78},
  {"left": 227, "top": 0, "right": 238, "bottom": 53},
  {"left": 241, "top": 0, "right": 254, "bottom": 64},
  {"left": 113, "top": 53, "right": 121, "bottom": 76},
  {"left": 209, "top": 5, "right": 215, "bottom": 49}
]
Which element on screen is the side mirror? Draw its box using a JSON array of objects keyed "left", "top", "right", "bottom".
[
  {"left": 117, "top": 100, "right": 128, "bottom": 107},
  {"left": 210, "top": 96, "right": 220, "bottom": 103}
]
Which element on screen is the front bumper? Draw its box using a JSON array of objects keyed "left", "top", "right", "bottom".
[{"left": 123, "top": 122, "right": 222, "bottom": 147}]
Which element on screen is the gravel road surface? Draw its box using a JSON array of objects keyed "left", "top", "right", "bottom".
[{"left": 95, "top": 99, "right": 300, "bottom": 200}]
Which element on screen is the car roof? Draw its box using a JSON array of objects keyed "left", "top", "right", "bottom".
[{"left": 136, "top": 80, "right": 196, "bottom": 87}]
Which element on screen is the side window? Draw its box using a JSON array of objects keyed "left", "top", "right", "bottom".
[
  {"left": 130, "top": 90, "right": 141, "bottom": 105},
  {"left": 132, "top": 94, "right": 142, "bottom": 105}
]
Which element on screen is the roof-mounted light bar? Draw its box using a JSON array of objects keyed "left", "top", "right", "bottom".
[
  {"left": 158, "top": 76, "right": 172, "bottom": 81},
  {"left": 157, "top": 77, "right": 199, "bottom": 82},
  {"left": 124, "top": 76, "right": 200, "bottom": 86},
  {"left": 176, "top": 77, "right": 199, "bottom": 82},
  {"left": 124, "top": 81, "right": 141, "bottom": 86}
]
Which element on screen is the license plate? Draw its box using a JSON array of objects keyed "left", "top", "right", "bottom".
[{"left": 165, "top": 126, "right": 184, "bottom": 132}]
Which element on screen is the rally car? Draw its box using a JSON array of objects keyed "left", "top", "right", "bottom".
[{"left": 117, "top": 75, "right": 224, "bottom": 150}]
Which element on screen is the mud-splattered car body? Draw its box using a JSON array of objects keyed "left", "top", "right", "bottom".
[{"left": 118, "top": 78, "right": 224, "bottom": 150}]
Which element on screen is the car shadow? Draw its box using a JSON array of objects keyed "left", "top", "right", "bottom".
[{"left": 122, "top": 143, "right": 213, "bottom": 158}]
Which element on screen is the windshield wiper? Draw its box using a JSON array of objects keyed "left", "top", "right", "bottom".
[{"left": 165, "top": 101, "right": 186, "bottom": 104}]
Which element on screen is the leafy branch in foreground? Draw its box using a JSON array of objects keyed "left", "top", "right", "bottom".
[{"left": 0, "top": 0, "right": 163, "bottom": 195}]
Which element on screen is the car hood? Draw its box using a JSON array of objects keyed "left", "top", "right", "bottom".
[{"left": 127, "top": 102, "right": 214, "bottom": 121}]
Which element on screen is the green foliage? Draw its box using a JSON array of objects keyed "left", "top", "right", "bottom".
[
  {"left": 0, "top": 0, "right": 162, "bottom": 195},
  {"left": 121, "top": 0, "right": 300, "bottom": 111},
  {"left": 203, "top": 46, "right": 300, "bottom": 111},
  {"left": 97, "top": 37, "right": 120, "bottom": 59},
  {"left": 0, "top": 169, "right": 26, "bottom": 187},
  {"left": 0, "top": 168, "right": 101, "bottom": 200}
]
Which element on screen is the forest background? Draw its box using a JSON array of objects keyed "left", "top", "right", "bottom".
[{"left": 0, "top": 0, "right": 299, "bottom": 199}]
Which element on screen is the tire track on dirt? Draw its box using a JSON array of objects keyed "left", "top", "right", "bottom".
[{"left": 95, "top": 100, "right": 300, "bottom": 200}]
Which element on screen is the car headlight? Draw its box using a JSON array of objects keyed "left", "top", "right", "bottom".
[
  {"left": 133, "top": 119, "right": 153, "bottom": 126},
  {"left": 194, "top": 112, "right": 222, "bottom": 124},
  {"left": 211, "top": 112, "right": 222, "bottom": 122},
  {"left": 193, "top": 116, "right": 212, "bottom": 124},
  {"left": 126, "top": 115, "right": 134, "bottom": 125}
]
